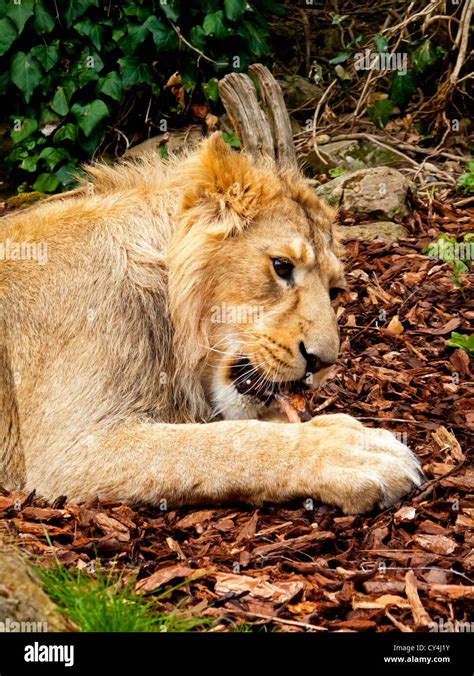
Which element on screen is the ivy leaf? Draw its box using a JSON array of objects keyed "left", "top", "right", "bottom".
[
  {"left": 203, "top": 11, "right": 228, "bottom": 39},
  {"left": 411, "top": 39, "right": 438, "bottom": 74},
  {"left": 51, "top": 87, "right": 69, "bottom": 116},
  {"left": 20, "top": 156, "right": 38, "bottom": 172},
  {"left": 117, "top": 56, "right": 152, "bottom": 87},
  {"left": 145, "top": 15, "right": 178, "bottom": 51},
  {"left": 367, "top": 98, "right": 394, "bottom": 128},
  {"left": 112, "top": 26, "right": 126, "bottom": 43},
  {"left": 0, "top": 17, "right": 17, "bottom": 56},
  {"left": 39, "top": 72, "right": 55, "bottom": 96},
  {"left": 64, "top": 0, "right": 99, "bottom": 29},
  {"left": 189, "top": 25, "right": 206, "bottom": 51},
  {"left": 55, "top": 163, "right": 79, "bottom": 189},
  {"left": 34, "top": 1, "right": 55, "bottom": 33},
  {"left": 71, "top": 49, "right": 104, "bottom": 87},
  {"left": 6, "top": 0, "right": 34, "bottom": 32},
  {"left": 119, "top": 21, "right": 149, "bottom": 53},
  {"left": 71, "top": 99, "right": 109, "bottom": 136},
  {"left": 202, "top": 78, "right": 219, "bottom": 102},
  {"left": 38, "top": 146, "right": 69, "bottom": 171},
  {"left": 62, "top": 78, "right": 78, "bottom": 102},
  {"left": 240, "top": 20, "right": 267, "bottom": 56},
  {"left": 10, "top": 117, "right": 38, "bottom": 144},
  {"left": 390, "top": 70, "right": 416, "bottom": 109},
  {"left": 224, "top": 0, "right": 247, "bottom": 21},
  {"left": 122, "top": 4, "right": 150, "bottom": 21},
  {"left": 10, "top": 51, "right": 42, "bottom": 103},
  {"left": 96, "top": 71, "right": 123, "bottom": 102},
  {"left": 29, "top": 45, "right": 59, "bottom": 72},
  {"left": 54, "top": 123, "right": 77, "bottom": 143},
  {"left": 158, "top": 1, "right": 179, "bottom": 21},
  {"left": 74, "top": 17, "right": 104, "bottom": 50},
  {"left": 77, "top": 127, "right": 101, "bottom": 154},
  {"left": 254, "top": 0, "right": 285, "bottom": 15},
  {"left": 33, "top": 172, "right": 60, "bottom": 192},
  {"left": 374, "top": 34, "right": 388, "bottom": 53},
  {"left": 329, "top": 51, "right": 352, "bottom": 65}
]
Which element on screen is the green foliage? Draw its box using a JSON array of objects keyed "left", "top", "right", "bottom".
[
  {"left": 329, "top": 51, "right": 352, "bottom": 65},
  {"left": 367, "top": 98, "right": 394, "bottom": 128},
  {"left": 374, "top": 34, "right": 388, "bottom": 54},
  {"left": 222, "top": 130, "right": 240, "bottom": 148},
  {"left": 422, "top": 232, "right": 473, "bottom": 289},
  {"left": 37, "top": 560, "right": 212, "bottom": 633},
  {"left": 361, "top": 37, "right": 445, "bottom": 124},
  {"left": 0, "top": 0, "right": 283, "bottom": 192},
  {"left": 390, "top": 71, "right": 416, "bottom": 109},
  {"left": 458, "top": 161, "right": 474, "bottom": 195},
  {"left": 446, "top": 332, "right": 474, "bottom": 357},
  {"left": 328, "top": 166, "right": 344, "bottom": 178}
]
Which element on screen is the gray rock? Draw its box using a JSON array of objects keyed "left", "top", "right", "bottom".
[
  {"left": 304, "top": 140, "right": 402, "bottom": 175},
  {"left": 336, "top": 222, "right": 409, "bottom": 243},
  {"left": 277, "top": 75, "right": 323, "bottom": 110},
  {"left": 316, "top": 167, "right": 413, "bottom": 219}
]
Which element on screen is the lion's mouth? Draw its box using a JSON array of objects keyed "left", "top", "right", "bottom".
[{"left": 230, "top": 357, "right": 308, "bottom": 403}]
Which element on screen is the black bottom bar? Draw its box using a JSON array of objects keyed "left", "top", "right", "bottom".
[{"left": 0, "top": 632, "right": 472, "bottom": 675}]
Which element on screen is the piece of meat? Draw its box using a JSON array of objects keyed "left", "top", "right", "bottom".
[{"left": 276, "top": 392, "right": 312, "bottom": 423}]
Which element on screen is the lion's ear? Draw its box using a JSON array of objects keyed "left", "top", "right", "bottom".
[{"left": 180, "top": 132, "right": 266, "bottom": 236}]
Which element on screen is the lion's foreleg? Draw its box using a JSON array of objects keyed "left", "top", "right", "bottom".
[{"left": 26, "top": 416, "right": 423, "bottom": 513}]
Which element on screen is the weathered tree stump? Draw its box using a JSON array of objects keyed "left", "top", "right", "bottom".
[{"left": 218, "top": 64, "right": 298, "bottom": 168}]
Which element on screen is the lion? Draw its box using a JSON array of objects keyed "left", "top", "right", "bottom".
[{"left": 0, "top": 132, "right": 423, "bottom": 514}]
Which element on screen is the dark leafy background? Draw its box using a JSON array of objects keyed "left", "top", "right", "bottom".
[{"left": 0, "top": 0, "right": 284, "bottom": 191}]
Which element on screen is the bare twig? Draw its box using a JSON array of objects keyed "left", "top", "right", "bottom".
[
  {"left": 298, "top": 8, "right": 312, "bottom": 77},
  {"left": 171, "top": 23, "right": 229, "bottom": 67},
  {"left": 450, "top": 0, "right": 473, "bottom": 85},
  {"left": 311, "top": 79, "right": 337, "bottom": 164},
  {"left": 223, "top": 608, "right": 327, "bottom": 631}
]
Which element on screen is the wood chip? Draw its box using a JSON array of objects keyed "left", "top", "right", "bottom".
[
  {"left": 414, "top": 534, "right": 458, "bottom": 555},
  {"left": 215, "top": 573, "right": 303, "bottom": 604},
  {"left": 405, "top": 571, "right": 432, "bottom": 628},
  {"left": 135, "top": 565, "right": 205, "bottom": 593}
]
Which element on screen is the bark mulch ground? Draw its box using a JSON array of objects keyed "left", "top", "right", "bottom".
[{"left": 1, "top": 198, "right": 472, "bottom": 632}]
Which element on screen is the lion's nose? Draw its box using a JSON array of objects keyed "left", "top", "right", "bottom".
[{"left": 299, "top": 342, "right": 335, "bottom": 373}]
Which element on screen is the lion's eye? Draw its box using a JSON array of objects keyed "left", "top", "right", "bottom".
[
  {"left": 272, "top": 258, "right": 294, "bottom": 281},
  {"left": 329, "top": 287, "right": 344, "bottom": 301}
]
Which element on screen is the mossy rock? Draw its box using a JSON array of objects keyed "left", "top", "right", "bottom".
[
  {"left": 316, "top": 167, "right": 413, "bottom": 220},
  {"left": 6, "top": 192, "right": 48, "bottom": 209}
]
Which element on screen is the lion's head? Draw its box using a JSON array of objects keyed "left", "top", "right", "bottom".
[{"left": 168, "top": 133, "right": 346, "bottom": 421}]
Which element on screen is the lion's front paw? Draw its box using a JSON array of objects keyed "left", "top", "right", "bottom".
[{"left": 305, "top": 416, "right": 425, "bottom": 514}]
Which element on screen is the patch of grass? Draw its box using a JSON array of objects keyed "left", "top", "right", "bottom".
[
  {"left": 234, "top": 622, "right": 272, "bottom": 632},
  {"left": 36, "top": 562, "right": 211, "bottom": 633}
]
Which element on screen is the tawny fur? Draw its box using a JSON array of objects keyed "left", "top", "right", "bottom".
[{"left": 0, "top": 134, "right": 423, "bottom": 513}]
